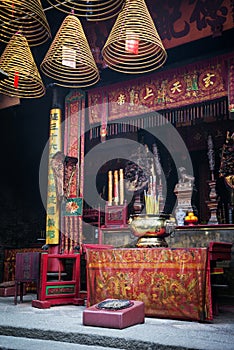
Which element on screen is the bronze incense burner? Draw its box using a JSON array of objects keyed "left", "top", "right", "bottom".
[{"left": 129, "top": 214, "right": 176, "bottom": 248}]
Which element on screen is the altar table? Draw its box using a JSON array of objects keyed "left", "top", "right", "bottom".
[{"left": 86, "top": 248, "right": 212, "bottom": 321}]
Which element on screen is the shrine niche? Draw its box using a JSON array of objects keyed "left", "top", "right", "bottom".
[
  {"left": 34, "top": 50, "right": 234, "bottom": 256},
  {"left": 83, "top": 50, "right": 233, "bottom": 230}
]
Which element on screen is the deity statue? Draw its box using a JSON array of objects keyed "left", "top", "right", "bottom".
[
  {"left": 124, "top": 144, "right": 154, "bottom": 193},
  {"left": 124, "top": 144, "right": 156, "bottom": 214}
]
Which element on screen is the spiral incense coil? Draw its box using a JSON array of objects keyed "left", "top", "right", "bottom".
[
  {"left": 102, "top": 0, "right": 167, "bottom": 74},
  {"left": 0, "top": 68, "right": 8, "bottom": 81},
  {"left": 45, "top": 0, "right": 124, "bottom": 21},
  {"left": 0, "top": 33, "right": 45, "bottom": 98},
  {"left": 40, "top": 14, "right": 100, "bottom": 88},
  {"left": 0, "top": 0, "right": 51, "bottom": 46}
]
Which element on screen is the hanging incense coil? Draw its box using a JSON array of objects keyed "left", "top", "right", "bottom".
[
  {"left": 45, "top": 0, "right": 124, "bottom": 21},
  {"left": 40, "top": 15, "right": 100, "bottom": 88},
  {"left": 0, "top": 0, "right": 51, "bottom": 46},
  {"left": 0, "top": 68, "right": 8, "bottom": 81},
  {"left": 0, "top": 33, "right": 45, "bottom": 98},
  {"left": 102, "top": 0, "right": 167, "bottom": 74}
]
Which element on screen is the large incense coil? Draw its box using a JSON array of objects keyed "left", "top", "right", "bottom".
[
  {"left": 45, "top": 0, "right": 124, "bottom": 21},
  {"left": 0, "top": 33, "right": 45, "bottom": 98},
  {"left": 102, "top": 0, "right": 167, "bottom": 74},
  {"left": 0, "top": 68, "right": 8, "bottom": 81},
  {"left": 40, "top": 15, "right": 100, "bottom": 88},
  {"left": 0, "top": 0, "right": 51, "bottom": 46}
]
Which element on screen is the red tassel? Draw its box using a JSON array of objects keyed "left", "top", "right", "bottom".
[{"left": 14, "top": 71, "right": 19, "bottom": 88}]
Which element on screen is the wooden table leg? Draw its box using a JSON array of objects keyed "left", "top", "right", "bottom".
[{"left": 14, "top": 281, "right": 18, "bottom": 305}]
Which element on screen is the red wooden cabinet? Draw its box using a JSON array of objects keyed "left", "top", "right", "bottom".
[{"left": 32, "top": 253, "right": 83, "bottom": 309}]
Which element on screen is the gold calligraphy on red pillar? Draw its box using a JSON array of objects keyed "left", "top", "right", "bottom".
[{"left": 46, "top": 109, "right": 62, "bottom": 245}]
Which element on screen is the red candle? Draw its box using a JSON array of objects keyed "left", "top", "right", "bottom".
[{"left": 114, "top": 170, "right": 119, "bottom": 205}]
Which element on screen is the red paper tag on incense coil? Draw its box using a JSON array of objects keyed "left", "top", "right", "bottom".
[
  {"left": 14, "top": 71, "right": 19, "bottom": 88},
  {"left": 125, "top": 31, "right": 139, "bottom": 55}
]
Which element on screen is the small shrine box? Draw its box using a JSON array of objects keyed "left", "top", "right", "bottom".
[
  {"left": 105, "top": 204, "right": 127, "bottom": 227},
  {"left": 83, "top": 299, "right": 144, "bottom": 329}
]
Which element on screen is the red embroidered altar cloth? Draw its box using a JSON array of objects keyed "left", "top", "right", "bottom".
[{"left": 86, "top": 248, "right": 212, "bottom": 321}]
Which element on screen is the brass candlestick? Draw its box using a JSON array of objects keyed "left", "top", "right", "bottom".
[{"left": 206, "top": 136, "right": 219, "bottom": 224}]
